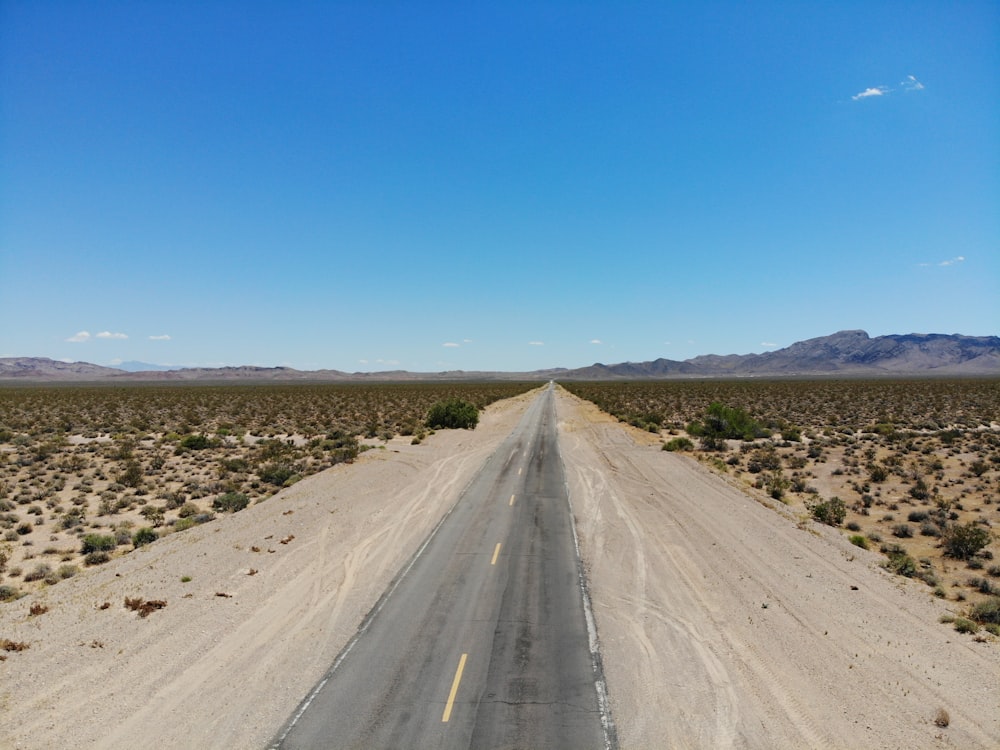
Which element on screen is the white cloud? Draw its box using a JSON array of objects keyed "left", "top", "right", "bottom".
[
  {"left": 463, "top": 338, "right": 473, "bottom": 344},
  {"left": 442, "top": 342, "right": 460, "bottom": 348},
  {"left": 761, "top": 341, "right": 778, "bottom": 348},
  {"left": 919, "top": 255, "right": 966, "bottom": 268},
  {"left": 66, "top": 330, "right": 91, "bottom": 343},
  {"left": 902, "top": 74, "right": 925, "bottom": 91},
  {"left": 96, "top": 331, "right": 128, "bottom": 340},
  {"left": 590, "top": 339, "right": 603, "bottom": 345},
  {"left": 358, "top": 359, "right": 369, "bottom": 364},
  {"left": 148, "top": 334, "right": 171, "bottom": 341},
  {"left": 528, "top": 341, "right": 544, "bottom": 346},
  {"left": 852, "top": 86, "right": 888, "bottom": 101}
]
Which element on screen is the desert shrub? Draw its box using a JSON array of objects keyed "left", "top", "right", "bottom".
[
  {"left": 426, "top": 399, "right": 479, "bottom": 430},
  {"left": 115, "top": 460, "right": 144, "bottom": 488},
  {"left": 80, "top": 533, "right": 116, "bottom": 554},
  {"left": 173, "top": 517, "right": 196, "bottom": 532},
  {"left": 23, "top": 563, "right": 52, "bottom": 582},
  {"left": 941, "top": 522, "right": 992, "bottom": 561},
  {"left": 969, "top": 596, "right": 1000, "bottom": 625},
  {"left": 868, "top": 464, "right": 888, "bottom": 483},
  {"left": 907, "top": 511, "right": 929, "bottom": 523},
  {"left": 849, "top": 535, "right": 869, "bottom": 549},
  {"left": 953, "top": 617, "right": 979, "bottom": 634},
  {"left": 177, "top": 502, "right": 201, "bottom": 518},
  {"left": 260, "top": 462, "right": 297, "bottom": 486},
  {"left": 810, "top": 497, "right": 846, "bottom": 527},
  {"left": 765, "top": 470, "right": 790, "bottom": 501},
  {"left": 57, "top": 564, "right": 79, "bottom": 579},
  {"left": 177, "top": 433, "right": 214, "bottom": 451},
  {"left": 84, "top": 551, "right": 111, "bottom": 566},
  {"left": 132, "top": 527, "right": 157, "bottom": 547},
  {"left": 663, "top": 437, "right": 694, "bottom": 452},
  {"left": 881, "top": 543, "right": 918, "bottom": 577},
  {"left": 688, "top": 402, "right": 765, "bottom": 442},
  {"left": 212, "top": 492, "right": 249, "bottom": 513},
  {"left": 909, "top": 478, "right": 930, "bottom": 501},
  {"left": 0, "top": 585, "right": 23, "bottom": 602},
  {"left": 892, "top": 524, "right": 914, "bottom": 539}
]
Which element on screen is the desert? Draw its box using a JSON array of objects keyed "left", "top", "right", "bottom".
[{"left": 1, "top": 380, "right": 998, "bottom": 748}]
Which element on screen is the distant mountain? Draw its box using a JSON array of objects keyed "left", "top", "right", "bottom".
[
  {"left": 561, "top": 331, "right": 1000, "bottom": 379},
  {"left": 113, "top": 361, "right": 182, "bottom": 372},
  {"left": 0, "top": 358, "right": 124, "bottom": 379},
  {"left": 2, "top": 332, "right": 997, "bottom": 382}
]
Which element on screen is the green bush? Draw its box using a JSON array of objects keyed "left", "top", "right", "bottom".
[
  {"left": 426, "top": 399, "right": 479, "bottom": 430},
  {"left": 213, "top": 492, "right": 250, "bottom": 513},
  {"left": 969, "top": 596, "right": 1000, "bottom": 625},
  {"left": 81, "top": 533, "right": 117, "bottom": 554},
  {"left": 663, "top": 437, "right": 694, "bottom": 452},
  {"left": 941, "top": 522, "right": 991, "bottom": 560},
  {"left": 132, "top": 527, "right": 158, "bottom": 547},
  {"left": 810, "top": 497, "right": 846, "bottom": 527},
  {"left": 849, "top": 535, "right": 869, "bottom": 549},
  {"left": 84, "top": 551, "right": 111, "bottom": 566},
  {"left": 259, "top": 463, "right": 297, "bottom": 487},
  {"left": 881, "top": 543, "right": 918, "bottom": 577},
  {"left": 953, "top": 617, "right": 979, "bottom": 634},
  {"left": 696, "top": 402, "right": 766, "bottom": 441}
]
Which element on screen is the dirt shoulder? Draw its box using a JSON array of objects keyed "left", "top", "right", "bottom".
[
  {"left": 555, "top": 387, "right": 1000, "bottom": 749},
  {"left": 0, "top": 390, "right": 539, "bottom": 750}
]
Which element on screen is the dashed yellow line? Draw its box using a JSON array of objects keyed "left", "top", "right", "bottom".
[
  {"left": 491, "top": 542, "right": 502, "bottom": 565},
  {"left": 509, "top": 493, "right": 516, "bottom": 506},
  {"left": 442, "top": 653, "right": 468, "bottom": 723}
]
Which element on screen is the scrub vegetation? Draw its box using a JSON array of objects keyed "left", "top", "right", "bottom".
[
  {"left": 0, "top": 381, "right": 535, "bottom": 598},
  {"left": 562, "top": 378, "right": 1000, "bottom": 633}
]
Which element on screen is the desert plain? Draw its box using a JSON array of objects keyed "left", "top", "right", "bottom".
[{"left": 1, "top": 380, "right": 998, "bottom": 749}]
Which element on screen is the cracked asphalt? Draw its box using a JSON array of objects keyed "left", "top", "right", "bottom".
[{"left": 273, "top": 385, "right": 611, "bottom": 749}]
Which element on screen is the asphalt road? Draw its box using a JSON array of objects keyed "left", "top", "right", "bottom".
[{"left": 271, "top": 384, "right": 614, "bottom": 749}]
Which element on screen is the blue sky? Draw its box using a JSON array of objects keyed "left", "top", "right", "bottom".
[{"left": 1, "top": 1, "right": 997, "bottom": 372}]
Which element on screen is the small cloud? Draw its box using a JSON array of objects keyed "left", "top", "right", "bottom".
[
  {"left": 442, "top": 342, "right": 460, "bottom": 348},
  {"left": 376, "top": 358, "right": 400, "bottom": 366},
  {"left": 358, "top": 359, "right": 369, "bottom": 364},
  {"left": 66, "top": 330, "right": 91, "bottom": 343},
  {"left": 920, "top": 255, "right": 965, "bottom": 268},
  {"left": 852, "top": 86, "right": 888, "bottom": 101},
  {"left": 463, "top": 338, "right": 473, "bottom": 344},
  {"left": 528, "top": 341, "right": 544, "bottom": 346},
  {"left": 761, "top": 341, "right": 778, "bottom": 348},
  {"left": 902, "top": 74, "right": 925, "bottom": 92},
  {"left": 148, "top": 334, "right": 171, "bottom": 341},
  {"left": 96, "top": 331, "right": 128, "bottom": 340},
  {"left": 590, "top": 339, "right": 603, "bottom": 345}
]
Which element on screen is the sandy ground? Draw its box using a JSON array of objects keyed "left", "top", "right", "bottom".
[
  {"left": 2, "top": 386, "right": 999, "bottom": 749},
  {"left": 556, "top": 390, "right": 1000, "bottom": 750}
]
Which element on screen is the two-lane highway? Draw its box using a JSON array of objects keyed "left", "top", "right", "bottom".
[{"left": 271, "top": 384, "right": 614, "bottom": 749}]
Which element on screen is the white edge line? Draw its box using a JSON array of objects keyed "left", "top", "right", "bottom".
[{"left": 557, "top": 397, "right": 618, "bottom": 750}]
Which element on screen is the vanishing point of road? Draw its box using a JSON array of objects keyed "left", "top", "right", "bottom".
[{"left": 270, "top": 384, "right": 616, "bottom": 749}]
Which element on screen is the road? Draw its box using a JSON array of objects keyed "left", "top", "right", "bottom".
[{"left": 270, "top": 384, "right": 613, "bottom": 749}]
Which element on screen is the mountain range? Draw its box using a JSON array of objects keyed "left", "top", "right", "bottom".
[{"left": 1, "top": 331, "right": 998, "bottom": 382}]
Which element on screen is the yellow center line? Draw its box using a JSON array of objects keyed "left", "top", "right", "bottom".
[
  {"left": 518, "top": 467, "right": 522, "bottom": 476},
  {"left": 509, "top": 493, "right": 516, "bottom": 506},
  {"left": 442, "top": 653, "right": 468, "bottom": 723},
  {"left": 491, "top": 542, "right": 502, "bottom": 565}
]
